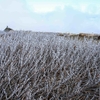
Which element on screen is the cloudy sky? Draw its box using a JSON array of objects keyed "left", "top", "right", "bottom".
[{"left": 0, "top": 0, "right": 100, "bottom": 33}]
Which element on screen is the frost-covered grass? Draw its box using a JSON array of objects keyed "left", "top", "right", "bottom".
[{"left": 0, "top": 31, "right": 100, "bottom": 100}]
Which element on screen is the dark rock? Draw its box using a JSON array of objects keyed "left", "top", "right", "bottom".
[
  {"left": 4, "top": 26, "right": 13, "bottom": 32},
  {"left": 98, "top": 36, "right": 100, "bottom": 40},
  {"left": 93, "top": 35, "right": 100, "bottom": 40}
]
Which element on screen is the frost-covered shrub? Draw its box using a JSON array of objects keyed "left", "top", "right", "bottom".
[{"left": 0, "top": 31, "right": 100, "bottom": 100}]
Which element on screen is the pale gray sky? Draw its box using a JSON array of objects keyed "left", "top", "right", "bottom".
[{"left": 0, "top": 0, "right": 100, "bottom": 33}]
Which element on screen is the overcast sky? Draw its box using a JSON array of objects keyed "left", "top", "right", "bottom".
[{"left": 0, "top": 0, "right": 100, "bottom": 33}]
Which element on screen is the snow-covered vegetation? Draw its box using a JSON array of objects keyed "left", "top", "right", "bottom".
[{"left": 0, "top": 31, "right": 100, "bottom": 100}]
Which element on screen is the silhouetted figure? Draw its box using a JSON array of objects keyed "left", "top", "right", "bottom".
[{"left": 4, "top": 26, "right": 13, "bottom": 32}]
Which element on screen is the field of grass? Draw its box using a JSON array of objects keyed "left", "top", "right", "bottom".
[{"left": 0, "top": 31, "right": 100, "bottom": 100}]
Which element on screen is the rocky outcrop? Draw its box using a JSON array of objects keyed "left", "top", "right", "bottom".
[
  {"left": 79, "top": 33, "right": 100, "bottom": 40},
  {"left": 4, "top": 26, "right": 13, "bottom": 32}
]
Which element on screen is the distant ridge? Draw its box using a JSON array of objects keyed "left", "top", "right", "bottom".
[{"left": 4, "top": 26, "right": 13, "bottom": 32}]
